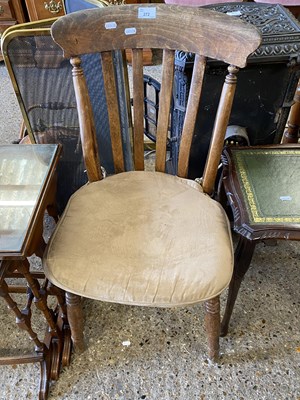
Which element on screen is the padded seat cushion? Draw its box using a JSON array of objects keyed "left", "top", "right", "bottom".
[{"left": 44, "top": 171, "right": 233, "bottom": 307}]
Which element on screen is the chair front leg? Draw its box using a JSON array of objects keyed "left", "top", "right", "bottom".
[
  {"left": 204, "top": 296, "right": 220, "bottom": 363},
  {"left": 65, "top": 292, "right": 85, "bottom": 353}
]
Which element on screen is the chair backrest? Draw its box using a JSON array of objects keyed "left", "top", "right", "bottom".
[{"left": 51, "top": 4, "right": 261, "bottom": 194}]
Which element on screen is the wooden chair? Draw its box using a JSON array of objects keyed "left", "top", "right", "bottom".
[
  {"left": 220, "top": 144, "right": 300, "bottom": 336},
  {"left": 43, "top": 4, "right": 261, "bottom": 362}
]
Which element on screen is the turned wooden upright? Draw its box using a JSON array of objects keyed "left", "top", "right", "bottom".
[{"left": 282, "top": 80, "right": 300, "bottom": 143}]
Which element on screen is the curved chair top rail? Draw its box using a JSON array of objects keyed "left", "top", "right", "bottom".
[{"left": 51, "top": 4, "right": 261, "bottom": 68}]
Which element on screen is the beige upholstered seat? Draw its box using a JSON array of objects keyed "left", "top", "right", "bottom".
[
  {"left": 43, "top": 4, "right": 261, "bottom": 361},
  {"left": 45, "top": 171, "right": 233, "bottom": 307}
]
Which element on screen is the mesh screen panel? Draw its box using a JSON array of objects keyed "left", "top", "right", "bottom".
[{"left": 6, "top": 33, "right": 132, "bottom": 212}]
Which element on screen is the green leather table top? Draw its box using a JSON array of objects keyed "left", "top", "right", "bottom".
[{"left": 232, "top": 149, "right": 300, "bottom": 225}]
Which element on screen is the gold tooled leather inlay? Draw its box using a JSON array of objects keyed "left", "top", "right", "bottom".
[{"left": 234, "top": 150, "right": 300, "bottom": 224}]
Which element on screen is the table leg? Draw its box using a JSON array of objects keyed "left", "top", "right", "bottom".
[
  {"left": 0, "top": 258, "right": 72, "bottom": 398},
  {"left": 221, "top": 236, "right": 256, "bottom": 337},
  {"left": 0, "top": 275, "right": 44, "bottom": 352},
  {"left": 15, "top": 260, "right": 60, "bottom": 339},
  {"left": 48, "top": 282, "right": 72, "bottom": 368},
  {"left": 0, "top": 264, "right": 52, "bottom": 399}
]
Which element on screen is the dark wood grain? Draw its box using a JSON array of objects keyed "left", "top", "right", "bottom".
[
  {"left": 71, "top": 56, "right": 103, "bottom": 182},
  {"left": 202, "top": 65, "right": 239, "bottom": 194},
  {"left": 51, "top": 4, "right": 261, "bottom": 68},
  {"left": 101, "top": 51, "right": 125, "bottom": 173},
  {"left": 282, "top": 79, "right": 300, "bottom": 143},
  {"left": 155, "top": 49, "right": 174, "bottom": 173},
  {"left": 177, "top": 54, "right": 206, "bottom": 178},
  {"left": 65, "top": 292, "right": 85, "bottom": 353},
  {"left": 204, "top": 296, "right": 220, "bottom": 363},
  {"left": 132, "top": 48, "right": 144, "bottom": 170}
]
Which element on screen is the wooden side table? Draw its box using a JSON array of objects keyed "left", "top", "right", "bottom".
[
  {"left": 0, "top": 144, "right": 72, "bottom": 400},
  {"left": 220, "top": 145, "right": 300, "bottom": 336}
]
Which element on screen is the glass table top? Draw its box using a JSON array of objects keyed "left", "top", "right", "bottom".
[{"left": 0, "top": 144, "right": 60, "bottom": 256}]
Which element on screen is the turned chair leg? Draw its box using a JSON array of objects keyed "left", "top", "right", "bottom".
[
  {"left": 204, "top": 296, "right": 220, "bottom": 363},
  {"left": 65, "top": 292, "right": 85, "bottom": 353},
  {"left": 221, "top": 236, "right": 256, "bottom": 337},
  {"left": 282, "top": 78, "right": 300, "bottom": 143}
]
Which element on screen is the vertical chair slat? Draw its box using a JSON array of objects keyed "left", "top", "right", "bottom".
[
  {"left": 121, "top": 50, "right": 134, "bottom": 152},
  {"left": 132, "top": 48, "right": 144, "bottom": 171},
  {"left": 177, "top": 54, "right": 206, "bottom": 179},
  {"left": 155, "top": 49, "right": 175, "bottom": 173},
  {"left": 202, "top": 65, "right": 239, "bottom": 195},
  {"left": 71, "top": 56, "right": 102, "bottom": 182},
  {"left": 101, "top": 51, "right": 125, "bottom": 173}
]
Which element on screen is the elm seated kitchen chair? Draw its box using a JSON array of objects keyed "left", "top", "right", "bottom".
[{"left": 43, "top": 4, "right": 261, "bottom": 361}]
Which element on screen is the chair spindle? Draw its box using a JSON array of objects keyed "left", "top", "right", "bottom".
[
  {"left": 202, "top": 65, "right": 239, "bottom": 194},
  {"left": 71, "top": 56, "right": 102, "bottom": 182},
  {"left": 177, "top": 54, "right": 206, "bottom": 178},
  {"left": 101, "top": 51, "right": 125, "bottom": 173},
  {"left": 155, "top": 49, "right": 175, "bottom": 173},
  {"left": 132, "top": 48, "right": 145, "bottom": 170}
]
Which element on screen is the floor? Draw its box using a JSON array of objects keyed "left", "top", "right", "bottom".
[{"left": 0, "top": 61, "right": 300, "bottom": 400}]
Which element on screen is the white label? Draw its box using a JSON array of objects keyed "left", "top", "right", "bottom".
[
  {"left": 105, "top": 21, "right": 117, "bottom": 29},
  {"left": 138, "top": 7, "right": 156, "bottom": 19},
  {"left": 280, "top": 196, "right": 292, "bottom": 201},
  {"left": 226, "top": 11, "right": 242, "bottom": 16},
  {"left": 124, "top": 27, "right": 137, "bottom": 35}
]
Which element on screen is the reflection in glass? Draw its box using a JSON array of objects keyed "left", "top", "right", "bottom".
[{"left": 0, "top": 144, "right": 58, "bottom": 253}]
